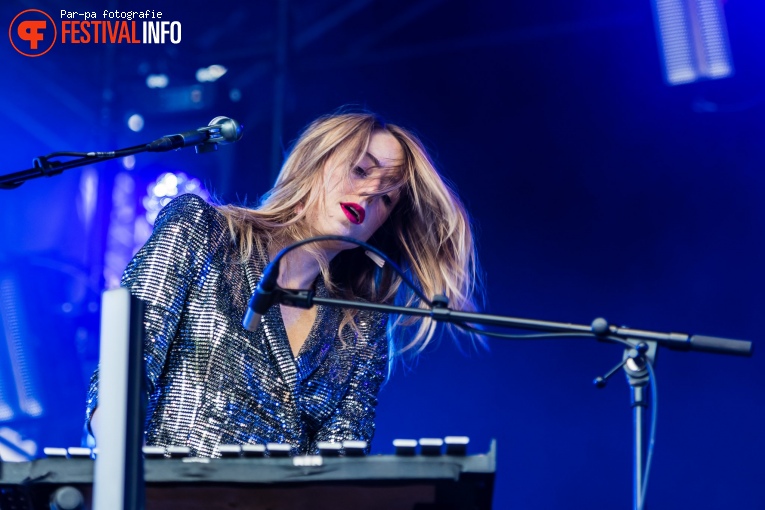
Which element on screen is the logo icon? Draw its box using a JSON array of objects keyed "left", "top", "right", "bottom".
[{"left": 9, "top": 9, "right": 56, "bottom": 57}]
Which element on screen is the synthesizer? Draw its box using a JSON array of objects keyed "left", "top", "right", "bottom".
[{"left": 0, "top": 439, "right": 496, "bottom": 509}]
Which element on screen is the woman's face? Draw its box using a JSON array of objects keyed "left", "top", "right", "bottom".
[{"left": 308, "top": 129, "right": 404, "bottom": 250}]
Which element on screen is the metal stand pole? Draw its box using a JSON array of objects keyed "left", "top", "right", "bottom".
[
  {"left": 631, "top": 384, "right": 647, "bottom": 510},
  {"left": 623, "top": 341, "right": 656, "bottom": 510},
  {"left": 249, "top": 235, "right": 754, "bottom": 509}
]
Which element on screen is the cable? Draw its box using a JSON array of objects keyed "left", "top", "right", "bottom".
[
  {"left": 289, "top": 241, "right": 657, "bottom": 506},
  {"left": 272, "top": 235, "right": 433, "bottom": 307},
  {"left": 45, "top": 144, "right": 149, "bottom": 160},
  {"left": 639, "top": 360, "right": 658, "bottom": 510},
  {"left": 457, "top": 318, "right": 659, "bottom": 509},
  {"left": 453, "top": 323, "right": 598, "bottom": 340},
  {"left": 452, "top": 322, "right": 640, "bottom": 348},
  {"left": 279, "top": 236, "right": 660, "bottom": 508}
]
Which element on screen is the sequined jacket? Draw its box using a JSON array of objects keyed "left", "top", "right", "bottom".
[{"left": 86, "top": 194, "right": 389, "bottom": 456}]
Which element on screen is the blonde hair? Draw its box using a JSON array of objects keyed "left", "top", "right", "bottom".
[{"left": 218, "top": 112, "right": 481, "bottom": 354}]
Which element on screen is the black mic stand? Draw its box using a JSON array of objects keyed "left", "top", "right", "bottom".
[
  {"left": 2, "top": 118, "right": 243, "bottom": 510},
  {"left": 271, "top": 286, "right": 752, "bottom": 510},
  {"left": 594, "top": 339, "right": 658, "bottom": 510},
  {"left": 625, "top": 343, "right": 654, "bottom": 510},
  {"left": 0, "top": 116, "right": 243, "bottom": 189}
]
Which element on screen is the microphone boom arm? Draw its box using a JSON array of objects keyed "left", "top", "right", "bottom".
[
  {"left": 277, "top": 289, "right": 752, "bottom": 357},
  {"left": 1, "top": 117, "right": 243, "bottom": 189}
]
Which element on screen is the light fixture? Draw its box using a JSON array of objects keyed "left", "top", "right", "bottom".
[{"left": 651, "top": 0, "right": 733, "bottom": 86}]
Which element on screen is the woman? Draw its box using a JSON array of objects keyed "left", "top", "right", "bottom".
[{"left": 86, "top": 112, "right": 480, "bottom": 456}]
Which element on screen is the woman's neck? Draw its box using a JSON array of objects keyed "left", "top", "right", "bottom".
[{"left": 271, "top": 245, "right": 340, "bottom": 289}]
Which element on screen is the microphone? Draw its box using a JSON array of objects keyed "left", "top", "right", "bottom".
[
  {"left": 242, "top": 258, "right": 282, "bottom": 332},
  {"left": 147, "top": 116, "right": 243, "bottom": 152}
]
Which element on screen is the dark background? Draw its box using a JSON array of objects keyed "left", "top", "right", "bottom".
[{"left": 0, "top": 1, "right": 763, "bottom": 508}]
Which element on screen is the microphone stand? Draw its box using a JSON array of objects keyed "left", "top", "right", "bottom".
[
  {"left": 272, "top": 286, "right": 753, "bottom": 510},
  {"left": 0, "top": 116, "right": 243, "bottom": 189},
  {"left": 1, "top": 117, "right": 243, "bottom": 510},
  {"left": 0, "top": 145, "right": 148, "bottom": 189}
]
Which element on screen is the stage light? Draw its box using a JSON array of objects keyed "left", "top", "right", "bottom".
[
  {"left": 127, "top": 114, "right": 144, "bottom": 132},
  {"left": 230, "top": 88, "right": 242, "bottom": 102},
  {"left": 146, "top": 74, "right": 169, "bottom": 89},
  {"left": 0, "top": 427, "right": 37, "bottom": 461},
  {"left": 152, "top": 172, "right": 179, "bottom": 198},
  {"left": 196, "top": 65, "right": 228, "bottom": 83},
  {"left": 143, "top": 172, "right": 209, "bottom": 226},
  {"left": 0, "top": 278, "right": 43, "bottom": 419},
  {"left": 122, "top": 155, "right": 136, "bottom": 171},
  {"left": 652, "top": 0, "right": 733, "bottom": 85},
  {"left": 103, "top": 172, "right": 137, "bottom": 290}
]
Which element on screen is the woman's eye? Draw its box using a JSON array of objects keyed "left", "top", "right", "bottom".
[
  {"left": 381, "top": 194, "right": 392, "bottom": 206},
  {"left": 353, "top": 166, "right": 367, "bottom": 177}
]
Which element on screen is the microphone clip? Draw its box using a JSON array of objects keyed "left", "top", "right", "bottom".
[{"left": 277, "top": 288, "right": 315, "bottom": 310}]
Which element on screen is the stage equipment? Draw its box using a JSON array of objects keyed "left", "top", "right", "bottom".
[
  {"left": 92, "top": 288, "right": 145, "bottom": 510},
  {"left": 0, "top": 440, "right": 496, "bottom": 510},
  {"left": 651, "top": 0, "right": 733, "bottom": 85},
  {"left": 0, "top": 116, "right": 243, "bottom": 189},
  {"left": 245, "top": 235, "right": 754, "bottom": 510}
]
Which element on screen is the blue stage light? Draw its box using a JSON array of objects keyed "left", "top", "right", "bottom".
[
  {"left": 0, "top": 277, "right": 43, "bottom": 421},
  {"left": 143, "top": 171, "right": 209, "bottom": 226},
  {"left": 196, "top": 65, "right": 227, "bottom": 83},
  {"left": 127, "top": 113, "right": 144, "bottom": 132},
  {"left": 652, "top": 0, "right": 733, "bottom": 85},
  {"left": 146, "top": 74, "right": 169, "bottom": 89}
]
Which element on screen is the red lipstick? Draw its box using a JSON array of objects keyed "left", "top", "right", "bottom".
[{"left": 340, "top": 202, "right": 365, "bottom": 225}]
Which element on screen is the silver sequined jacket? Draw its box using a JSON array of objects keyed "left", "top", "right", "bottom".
[{"left": 86, "top": 194, "right": 389, "bottom": 456}]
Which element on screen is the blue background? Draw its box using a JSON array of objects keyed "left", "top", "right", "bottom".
[{"left": 0, "top": 1, "right": 763, "bottom": 508}]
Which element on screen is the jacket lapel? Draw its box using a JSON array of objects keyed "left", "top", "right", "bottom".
[
  {"left": 243, "top": 245, "right": 299, "bottom": 393},
  {"left": 295, "top": 279, "right": 335, "bottom": 382}
]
